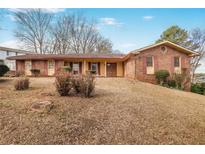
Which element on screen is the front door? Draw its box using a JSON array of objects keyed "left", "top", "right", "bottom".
[
  {"left": 106, "top": 63, "right": 117, "bottom": 77},
  {"left": 25, "top": 60, "right": 32, "bottom": 76},
  {"left": 48, "top": 60, "right": 55, "bottom": 76}
]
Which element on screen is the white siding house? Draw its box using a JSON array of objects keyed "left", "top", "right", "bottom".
[{"left": 0, "top": 47, "right": 31, "bottom": 71}]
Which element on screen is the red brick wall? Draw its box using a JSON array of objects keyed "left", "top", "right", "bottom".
[
  {"left": 32, "top": 60, "right": 48, "bottom": 76},
  {"left": 55, "top": 60, "right": 64, "bottom": 74},
  {"left": 16, "top": 60, "right": 25, "bottom": 73},
  {"left": 124, "top": 57, "right": 136, "bottom": 79},
  {"left": 125, "top": 45, "right": 191, "bottom": 87}
]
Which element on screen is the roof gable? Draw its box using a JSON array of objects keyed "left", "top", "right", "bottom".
[{"left": 131, "top": 41, "right": 199, "bottom": 57}]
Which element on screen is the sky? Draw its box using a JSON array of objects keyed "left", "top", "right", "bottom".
[{"left": 0, "top": 8, "right": 205, "bottom": 72}]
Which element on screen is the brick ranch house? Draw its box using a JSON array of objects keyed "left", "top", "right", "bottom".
[{"left": 7, "top": 41, "right": 198, "bottom": 90}]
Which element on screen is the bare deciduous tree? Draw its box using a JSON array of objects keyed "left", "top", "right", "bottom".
[
  {"left": 49, "top": 15, "right": 72, "bottom": 54},
  {"left": 14, "top": 9, "right": 53, "bottom": 54},
  {"left": 189, "top": 28, "right": 205, "bottom": 81},
  {"left": 50, "top": 13, "right": 113, "bottom": 54},
  {"left": 95, "top": 36, "right": 113, "bottom": 54},
  {"left": 69, "top": 13, "right": 98, "bottom": 54},
  {"left": 14, "top": 10, "right": 113, "bottom": 54}
]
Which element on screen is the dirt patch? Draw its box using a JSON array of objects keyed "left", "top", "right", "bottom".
[{"left": 0, "top": 77, "right": 205, "bottom": 144}]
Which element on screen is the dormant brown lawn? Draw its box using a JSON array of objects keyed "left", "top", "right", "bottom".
[{"left": 0, "top": 77, "right": 205, "bottom": 144}]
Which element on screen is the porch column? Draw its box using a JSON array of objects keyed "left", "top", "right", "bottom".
[
  {"left": 83, "top": 60, "right": 86, "bottom": 75},
  {"left": 104, "top": 61, "right": 107, "bottom": 77}
]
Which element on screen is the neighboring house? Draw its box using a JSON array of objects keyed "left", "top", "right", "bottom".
[
  {"left": 7, "top": 41, "right": 198, "bottom": 90},
  {"left": 0, "top": 46, "right": 32, "bottom": 71}
]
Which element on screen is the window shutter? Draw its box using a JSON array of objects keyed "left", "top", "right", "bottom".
[
  {"left": 98, "top": 62, "right": 100, "bottom": 75},
  {"left": 79, "top": 62, "right": 82, "bottom": 73},
  {"left": 70, "top": 62, "right": 73, "bottom": 70}
]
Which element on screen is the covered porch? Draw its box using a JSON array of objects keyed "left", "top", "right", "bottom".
[
  {"left": 54, "top": 59, "right": 124, "bottom": 77},
  {"left": 22, "top": 59, "right": 124, "bottom": 77}
]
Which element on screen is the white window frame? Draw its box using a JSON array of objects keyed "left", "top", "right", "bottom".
[
  {"left": 91, "top": 63, "right": 98, "bottom": 74},
  {"left": 174, "top": 57, "right": 181, "bottom": 74},
  {"left": 72, "top": 63, "right": 80, "bottom": 74},
  {"left": 146, "top": 56, "right": 154, "bottom": 74},
  {"left": 48, "top": 60, "right": 55, "bottom": 76},
  {"left": 25, "top": 60, "right": 32, "bottom": 76}
]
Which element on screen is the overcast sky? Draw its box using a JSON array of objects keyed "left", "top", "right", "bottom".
[{"left": 0, "top": 8, "right": 205, "bottom": 72}]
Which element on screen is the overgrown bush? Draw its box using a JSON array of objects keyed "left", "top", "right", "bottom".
[
  {"left": 55, "top": 72, "right": 72, "bottom": 96},
  {"left": 72, "top": 75, "right": 82, "bottom": 93},
  {"left": 172, "top": 73, "right": 184, "bottom": 89},
  {"left": 30, "top": 69, "right": 40, "bottom": 77},
  {"left": 167, "top": 79, "right": 176, "bottom": 88},
  {"left": 62, "top": 66, "right": 72, "bottom": 72},
  {"left": 0, "top": 65, "right": 9, "bottom": 77},
  {"left": 191, "top": 83, "right": 205, "bottom": 95},
  {"left": 14, "top": 77, "right": 29, "bottom": 90},
  {"left": 15, "top": 71, "right": 25, "bottom": 77},
  {"left": 155, "top": 70, "right": 170, "bottom": 85},
  {"left": 80, "top": 73, "right": 95, "bottom": 98},
  {"left": 55, "top": 72, "right": 96, "bottom": 97},
  {"left": 201, "top": 82, "right": 205, "bottom": 89},
  {"left": 4, "top": 71, "right": 16, "bottom": 77}
]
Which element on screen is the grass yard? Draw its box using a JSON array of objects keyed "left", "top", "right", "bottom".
[{"left": 0, "top": 77, "right": 205, "bottom": 144}]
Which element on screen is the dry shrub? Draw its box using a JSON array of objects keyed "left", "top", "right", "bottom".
[
  {"left": 155, "top": 70, "right": 170, "bottom": 85},
  {"left": 72, "top": 75, "right": 82, "bottom": 94},
  {"left": 15, "top": 71, "right": 25, "bottom": 77},
  {"left": 4, "top": 71, "right": 16, "bottom": 77},
  {"left": 55, "top": 72, "right": 72, "bottom": 96},
  {"left": 30, "top": 69, "right": 40, "bottom": 77},
  {"left": 55, "top": 72, "right": 96, "bottom": 97},
  {"left": 14, "top": 77, "right": 29, "bottom": 90},
  {"left": 173, "top": 73, "right": 184, "bottom": 89},
  {"left": 80, "top": 73, "right": 95, "bottom": 98}
]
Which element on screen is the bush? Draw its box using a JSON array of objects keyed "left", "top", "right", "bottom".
[
  {"left": 0, "top": 65, "right": 9, "bottom": 77},
  {"left": 71, "top": 75, "right": 82, "bottom": 93},
  {"left": 172, "top": 73, "right": 184, "bottom": 89},
  {"left": 14, "top": 77, "right": 29, "bottom": 90},
  {"left": 55, "top": 72, "right": 72, "bottom": 96},
  {"left": 155, "top": 70, "right": 170, "bottom": 85},
  {"left": 4, "top": 71, "right": 15, "bottom": 77},
  {"left": 80, "top": 73, "right": 95, "bottom": 97},
  {"left": 201, "top": 82, "right": 205, "bottom": 89},
  {"left": 191, "top": 83, "right": 204, "bottom": 95},
  {"left": 15, "top": 71, "right": 25, "bottom": 77},
  {"left": 30, "top": 69, "right": 40, "bottom": 77},
  {"left": 55, "top": 72, "right": 96, "bottom": 97},
  {"left": 62, "top": 66, "right": 72, "bottom": 72},
  {"left": 167, "top": 80, "right": 176, "bottom": 88},
  {"left": 191, "top": 82, "right": 205, "bottom": 95}
]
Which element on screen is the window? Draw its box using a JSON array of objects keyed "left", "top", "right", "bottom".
[
  {"left": 91, "top": 63, "right": 98, "bottom": 74},
  {"left": 174, "top": 57, "right": 180, "bottom": 67},
  {"left": 146, "top": 56, "right": 153, "bottom": 67},
  {"left": 48, "top": 61, "right": 54, "bottom": 69},
  {"left": 73, "top": 63, "right": 80, "bottom": 74}
]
